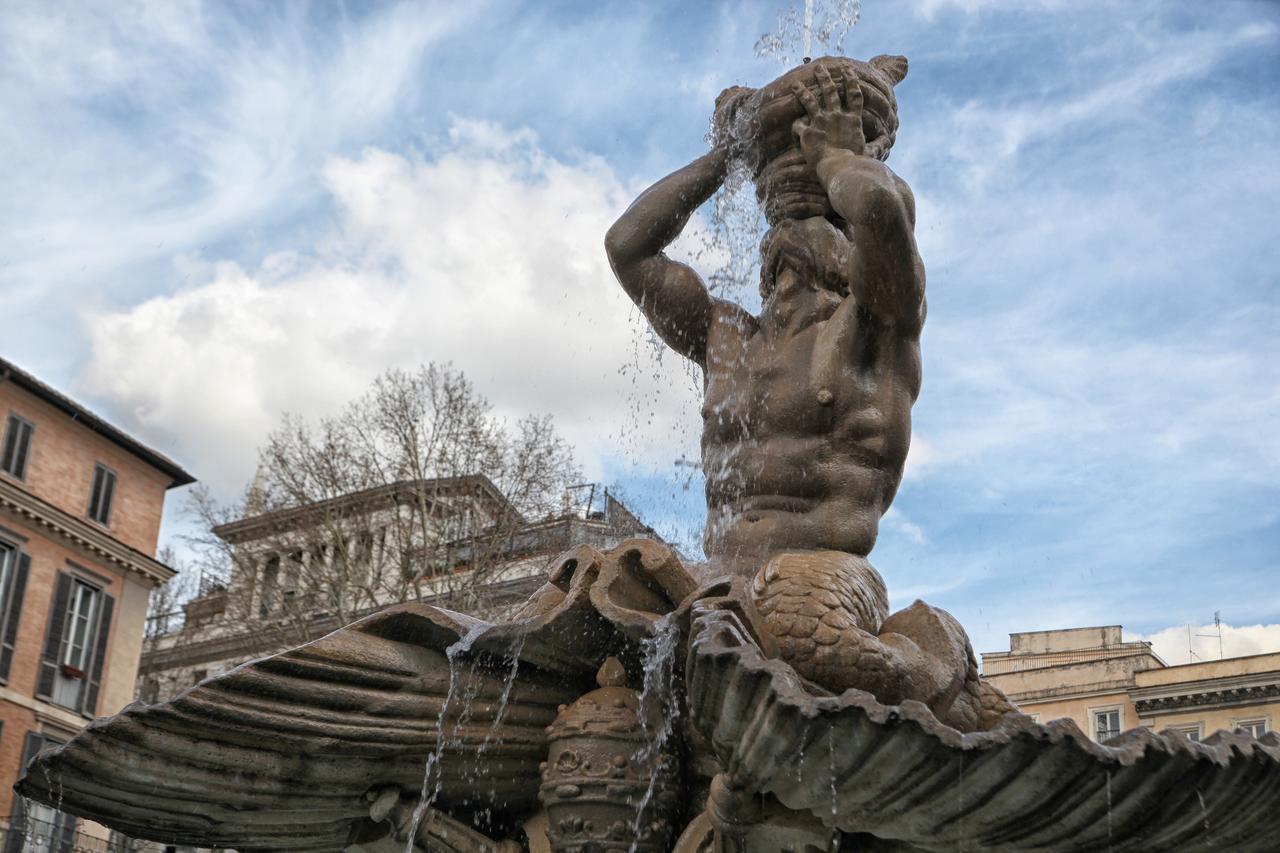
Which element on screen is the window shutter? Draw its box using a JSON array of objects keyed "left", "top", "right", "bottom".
[
  {"left": 1, "top": 416, "right": 18, "bottom": 473},
  {"left": 36, "top": 572, "right": 73, "bottom": 698},
  {"left": 80, "top": 591, "right": 114, "bottom": 717},
  {"left": 12, "top": 732, "right": 75, "bottom": 853},
  {"left": 8, "top": 733, "right": 44, "bottom": 853},
  {"left": 0, "top": 551, "right": 30, "bottom": 681}
]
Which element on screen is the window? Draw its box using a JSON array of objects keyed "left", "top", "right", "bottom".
[
  {"left": 1170, "top": 723, "right": 1202, "bottom": 742},
  {"left": 0, "top": 544, "right": 10, "bottom": 619},
  {"left": 283, "top": 550, "right": 303, "bottom": 596},
  {"left": 50, "top": 580, "right": 100, "bottom": 709},
  {"left": 0, "top": 542, "right": 29, "bottom": 683},
  {"left": 356, "top": 531, "right": 375, "bottom": 563},
  {"left": 1092, "top": 707, "right": 1122, "bottom": 742},
  {"left": 1, "top": 414, "right": 34, "bottom": 480},
  {"left": 444, "top": 507, "right": 473, "bottom": 541},
  {"left": 1235, "top": 719, "right": 1268, "bottom": 738},
  {"left": 61, "top": 581, "right": 99, "bottom": 671},
  {"left": 258, "top": 554, "right": 280, "bottom": 617},
  {"left": 11, "top": 731, "right": 76, "bottom": 852},
  {"left": 36, "top": 572, "right": 115, "bottom": 715},
  {"left": 87, "top": 463, "right": 116, "bottom": 526}
]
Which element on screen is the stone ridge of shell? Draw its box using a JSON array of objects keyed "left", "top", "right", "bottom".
[{"left": 686, "top": 606, "right": 1280, "bottom": 852}]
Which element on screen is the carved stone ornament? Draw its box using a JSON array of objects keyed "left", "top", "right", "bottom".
[{"left": 539, "top": 657, "right": 681, "bottom": 852}]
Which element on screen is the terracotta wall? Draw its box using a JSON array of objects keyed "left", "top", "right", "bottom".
[
  {"left": 0, "top": 382, "right": 170, "bottom": 555},
  {"left": 0, "top": 514, "right": 134, "bottom": 817}
]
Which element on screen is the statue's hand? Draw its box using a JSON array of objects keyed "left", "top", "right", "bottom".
[{"left": 791, "top": 64, "right": 866, "bottom": 167}]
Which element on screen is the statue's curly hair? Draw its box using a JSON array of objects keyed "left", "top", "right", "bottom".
[{"left": 713, "top": 55, "right": 909, "bottom": 225}]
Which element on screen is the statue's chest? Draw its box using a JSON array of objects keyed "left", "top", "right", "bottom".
[{"left": 703, "top": 330, "right": 830, "bottom": 435}]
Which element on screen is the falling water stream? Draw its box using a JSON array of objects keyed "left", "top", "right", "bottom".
[
  {"left": 479, "top": 633, "right": 526, "bottom": 756},
  {"left": 403, "top": 621, "right": 487, "bottom": 852},
  {"left": 404, "top": 7, "right": 872, "bottom": 850},
  {"left": 628, "top": 616, "right": 682, "bottom": 853}
]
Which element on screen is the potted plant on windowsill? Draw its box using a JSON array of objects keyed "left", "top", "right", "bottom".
[{"left": 60, "top": 664, "right": 85, "bottom": 679}]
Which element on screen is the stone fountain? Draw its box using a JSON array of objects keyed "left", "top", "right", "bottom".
[{"left": 18, "top": 55, "right": 1280, "bottom": 852}]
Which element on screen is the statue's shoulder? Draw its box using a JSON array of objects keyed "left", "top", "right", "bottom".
[{"left": 709, "top": 297, "right": 759, "bottom": 338}]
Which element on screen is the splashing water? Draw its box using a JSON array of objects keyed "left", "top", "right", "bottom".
[
  {"left": 1105, "top": 770, "right": 1113, "bottom": 846},
  {"left": 404, "top": 621, "right": 487, "bottom": 852},
  {"left": 629, "top": 617, "right": 682, "bottom": 853},
  {"left": 756, "top": 0, "right": 863, "bottom": 67},
  {"left": 692, "top": 0, "right": 865, "bottom": 312},
  {"left": 827, "top": 724, "right": 840, "bottom": 851},
  {"left": 479, "top": 633, "right": 525, "bottom": 756}
]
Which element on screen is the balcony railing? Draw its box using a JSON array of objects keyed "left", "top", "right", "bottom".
[{"left": 0, "top": 816, "right": 168, "bottom": 853}]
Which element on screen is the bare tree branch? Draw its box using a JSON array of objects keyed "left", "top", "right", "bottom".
[{"left": 176, "top": 363, "right": 582, "bottom": 654}]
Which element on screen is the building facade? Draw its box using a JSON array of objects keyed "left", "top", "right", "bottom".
[
  {"left": 983, "top": 625, "right": 1280, "bottom": 743},
  {"left": 0, "top": 358, "right": 193, "bottom": 851},
  {"left": 140, "top": 482, "right": 658, "bottom": 704}
]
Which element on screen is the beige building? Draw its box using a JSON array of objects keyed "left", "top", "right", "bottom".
[
  {"left": 140, "top": 481, "right": 659, "bottom": 703},
  {"left": 983, "top": 625, "right": 1279, "bottom": 743}
]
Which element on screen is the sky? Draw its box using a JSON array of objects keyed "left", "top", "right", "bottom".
[{"left": 2, "top": 0, "right": 1277, "bottom": 660}]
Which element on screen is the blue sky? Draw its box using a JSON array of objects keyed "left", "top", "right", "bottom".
[{"left": 2, "top": 0, "right": 1277, "bottom": 659}]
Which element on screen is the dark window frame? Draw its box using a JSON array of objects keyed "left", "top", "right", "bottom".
[
  {"left": 0, "top": 412, "right": 35, "bottom": 481},
  {"left": 1093, "top": 708, "right": 1122, "bottom": 742},
  {"left": 59, "top": 576, "right": 102, "bottom": 671},
  {"left": 86, "top": 462, "right": 117, "bottom": 527},
  {"left": 7, "top": 730, "right": 75, "bottom": 853},
  {"left": 36, "top": 570, "right": 115, "bottom": 716},
  {"left": 0, "top": 537, "right": 30, "bottom": 684}
]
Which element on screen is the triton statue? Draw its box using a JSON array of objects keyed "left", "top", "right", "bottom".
[
  {"left": 17, "top": 55, "right": 1280, "bottom": 853},
  {"left": 607, "top": 56, "right": 1011, "bottom": 731}
]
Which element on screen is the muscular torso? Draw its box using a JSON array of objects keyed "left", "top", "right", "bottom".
[{"left": 700, "top": 289, "right": 921, "bottom": 577}]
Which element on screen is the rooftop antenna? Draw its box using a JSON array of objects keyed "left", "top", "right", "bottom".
[
  {"left": 1188, "top": 614, "right": 1226, "bottom": 663},
  {"left": 1195, "top": 612, "right": 1225, "bottom": 660}
]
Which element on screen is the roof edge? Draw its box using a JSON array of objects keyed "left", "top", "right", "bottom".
[{"left": 1, "top": 358, "right": 195, "bottom": 488}]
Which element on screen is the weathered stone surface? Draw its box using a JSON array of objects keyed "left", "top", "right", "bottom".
[
  {"left": 539, "top": 658, "right": 682, "bottom": 852},
  {"left": 687, "top": 605, "right": 1280, "bottom": 851},
  {"left": 17, "top": 603, "right": 570, "bottom": 851},
  {"left": 16, "top": 540, "right": 697, "bottom": 851}
]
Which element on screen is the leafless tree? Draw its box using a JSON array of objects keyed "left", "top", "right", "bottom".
[{"left": 182, "top": 363, "right": 581, "bottom": 652}]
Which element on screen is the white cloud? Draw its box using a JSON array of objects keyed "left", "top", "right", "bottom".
[
  {"left": 909, "top": 19, "right": 1278, "bottom": 192},
  {"left": 911, "top": 0, "right": 1066, "bottom": 21},
  {"left": 78, "top": 119, "right": 702, "bottom": 495},
  {"left": 1135, "top": 623, "right": 1280, "bottom": 667},
  {"left": 0, "top": 1, "right": 479, "bottom": 314},
  {"left": 883, "top": 507, "right": 927, "bottom": 545},
  {"left": 902, "top": 434, "right": 940, "bottom": 482}
]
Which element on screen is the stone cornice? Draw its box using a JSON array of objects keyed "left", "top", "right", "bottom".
[
  {"left": 0, "top": 685, "right": 89, "bottom": 733},
  {"left": 1133, "top": 676, "right": 1280, "bottom": 714},
  {"left": 140, "top": 574, "right": 545, "bottom": 672},
  {"left": 0, "top": 477, "right": 175, "bottom": 586},
  {"left": 1001, "top": 679, "right": 1135, "bottom": 705},
  {"left": 212, "top": 476, "right": 521, "bottom": 544}
]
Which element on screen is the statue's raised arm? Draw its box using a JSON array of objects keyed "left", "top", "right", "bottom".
[
  {"left": 604, "top": 146, "right": 731, "bottom": 367},
  {"left": 792, "top": 62, "right": 925, "bottom": 335}
]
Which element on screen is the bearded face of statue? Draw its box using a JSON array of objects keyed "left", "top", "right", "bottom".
[{"left": 758, "top": 216, "right": 852, "bottom": 332}]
